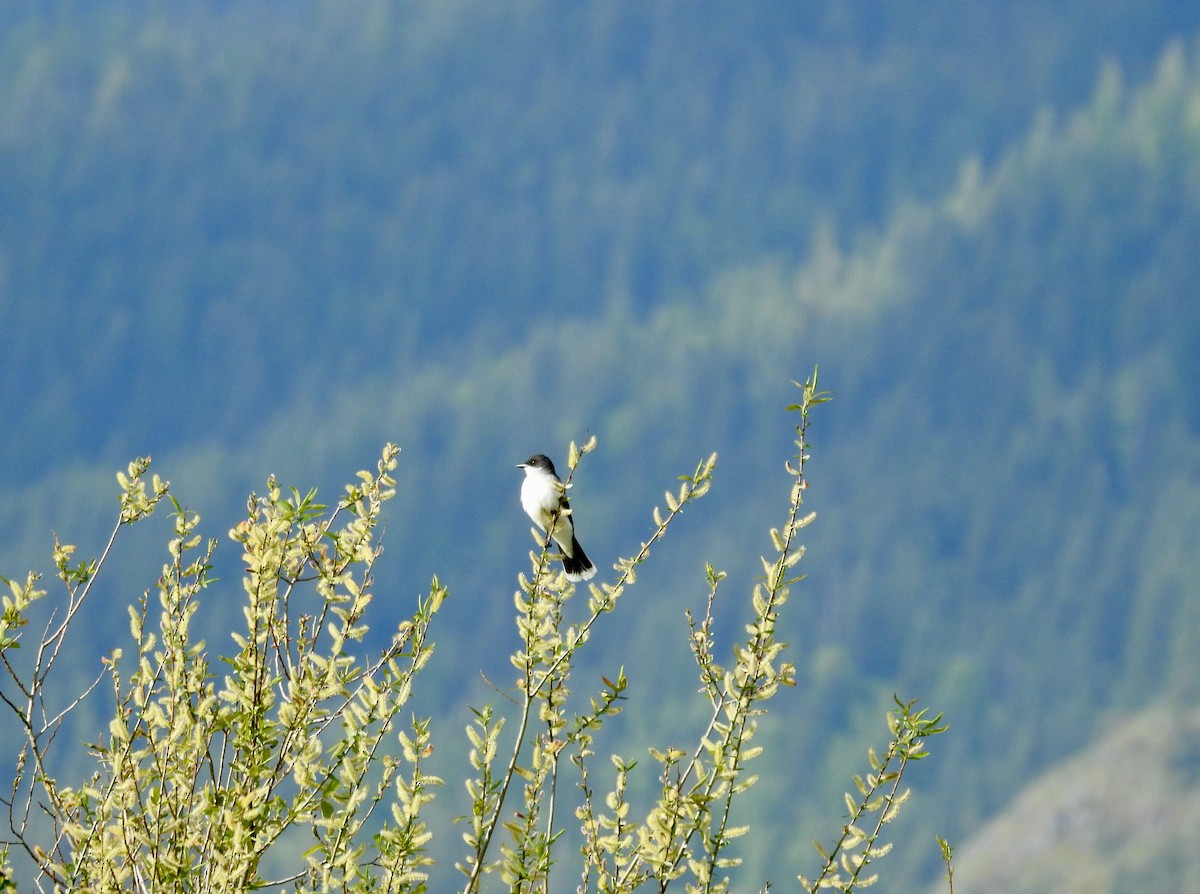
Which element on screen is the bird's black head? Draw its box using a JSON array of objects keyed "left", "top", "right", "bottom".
[{"left": 517, "top": 454, "right": 557, "bottom": 475}]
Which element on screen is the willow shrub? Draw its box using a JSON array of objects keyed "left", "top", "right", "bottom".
[{"left": 0, "top": 370, "right": 944, "bottom": 892}]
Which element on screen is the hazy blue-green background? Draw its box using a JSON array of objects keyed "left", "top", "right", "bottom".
[{"left": 4, "top": 3, "right": 1200, "bottom": 890}]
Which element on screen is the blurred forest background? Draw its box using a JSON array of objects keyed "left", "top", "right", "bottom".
[{"left": 3, "top": 2, "right": 1200, "bottom": 890}]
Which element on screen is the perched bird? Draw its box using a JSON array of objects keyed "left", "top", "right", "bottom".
[{"left": 516, "top": 454, "right": 597, "bottom": 581}]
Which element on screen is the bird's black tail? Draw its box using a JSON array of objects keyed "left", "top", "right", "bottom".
[{"left": 562, "top": 536, "right": 597, "bottom": 581}]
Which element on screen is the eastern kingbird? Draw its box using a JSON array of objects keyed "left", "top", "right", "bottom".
[{"left": 516, "top": 454, "right": 597, "bottom": 581}]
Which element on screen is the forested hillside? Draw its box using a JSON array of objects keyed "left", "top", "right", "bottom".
[
  {"left": 3, "top": 3, "right": 1200, "bottom": 889},
  {"left": 3, "top": 1, "right": 1198, "bottom": 479}
]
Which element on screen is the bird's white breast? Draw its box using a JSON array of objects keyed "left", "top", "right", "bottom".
[{"left": 520, "top": 470, "right": 560, "bottom": 530}]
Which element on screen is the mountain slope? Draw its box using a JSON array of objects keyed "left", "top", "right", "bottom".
[{"left": 941, "top": 705, "right": 1200, "bottom": 893}]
